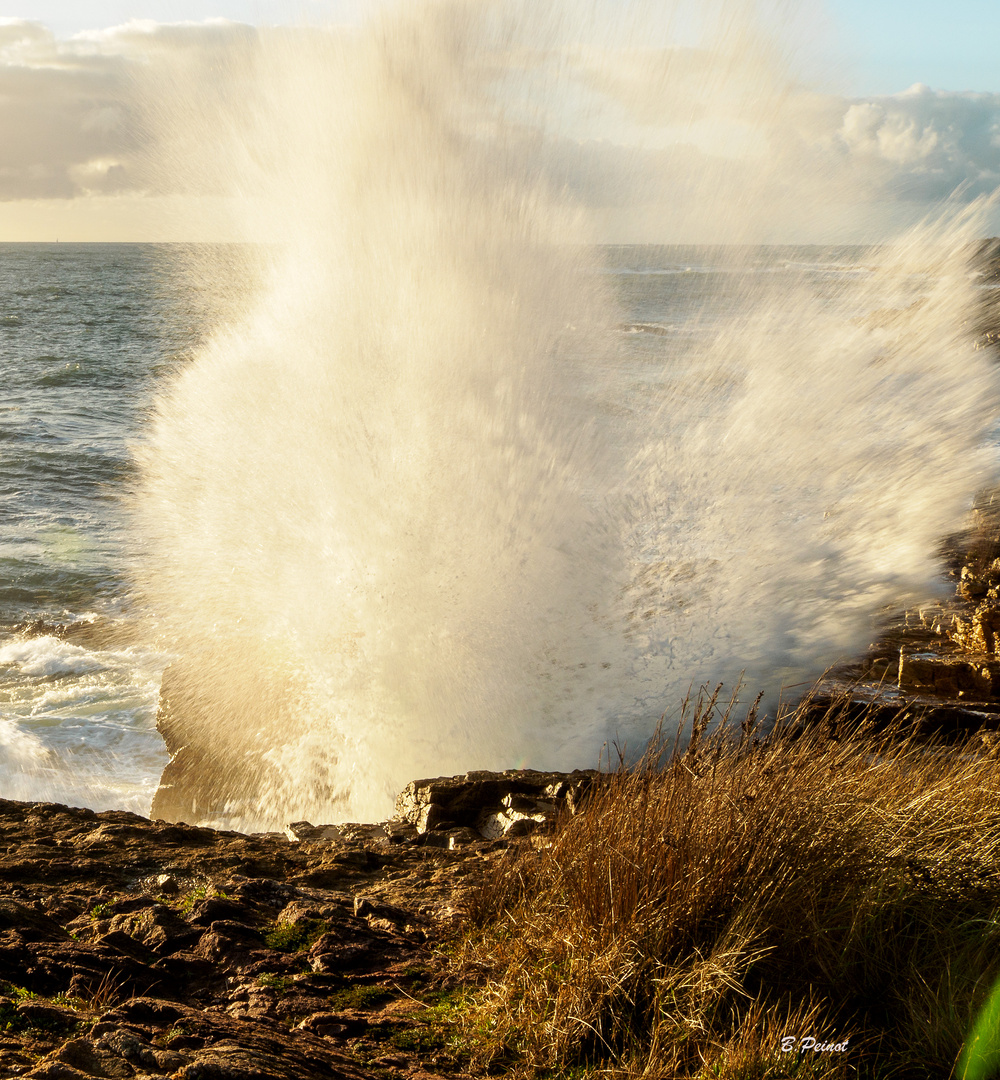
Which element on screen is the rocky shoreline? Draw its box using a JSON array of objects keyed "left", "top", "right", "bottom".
[
  {"left": 0, "top": 771, "right": 599, "bottom": 1079},
  {"left": 805, "top": 498, "right": 1000, "bottom": 740}
]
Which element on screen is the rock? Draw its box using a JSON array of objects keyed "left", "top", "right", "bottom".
[
  {"left": 385, "top": 823, "right": 419, "bottom": 845},
  {"left": 950, "top": 604, "right": 1000, "bottom": 655},
  {"left": 42, "top": 1036, "right": 135, "bottom": 1078},
  {"left": 297, "top": 1012, "right": 361, "bottom": 1038},
  {"left": 478, "top": 794, "right": 559, "bottom": 840},
  {"left": 95, "top": 1029, "right": 161, "bottom": 1071},
  {"left": 24, "top": 1063, "right": 95, "bottom": 1079},
  {"left": 0, "top": 900, "right": 69, "bottom": 942},
  {"left": 284, "top": 822, "right": 341, "bottom": 843},
  {"left": 14, "top": 1002, "right": 78, "bottom": 1029},
  {"left": 393, "top": 769, "right": 598, "bottom": 837},
  {"left": 153, "top": 876, "right": 178, "bottom": 896},
  {"left": 959, "top": 564, "right": 990, "bottom": 602},
  {"left": 897, "top": 653, "right": 1000, "bottom": 699},
  {"left": 444, "top": 827, "right": 479, "bottom": 848},
  {"left": 0, "top": 773, "right": 597, "bottom": 1079}
]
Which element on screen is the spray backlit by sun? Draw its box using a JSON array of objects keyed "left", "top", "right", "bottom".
[{"left": 134, "top": 0, "right": 1000, "bottom": 829}]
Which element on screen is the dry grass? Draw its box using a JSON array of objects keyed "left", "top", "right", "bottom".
[{"left": 455, "top": 691, "right": 1000, "bottom": 1078}]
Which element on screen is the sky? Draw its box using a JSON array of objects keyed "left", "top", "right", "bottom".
[
  {"left": 829, "top": 0, "right": 1000, "bottom": 95},
  {"left": 0, "top": 0, "right": 998, "bottom": 242},
  {"left": 6, "top": 0, "right": 997, "bottom": 94}
]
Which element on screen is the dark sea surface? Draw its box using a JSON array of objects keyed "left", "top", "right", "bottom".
[{"left": 0, "top": 244, "right": 207, "bottom": 811}]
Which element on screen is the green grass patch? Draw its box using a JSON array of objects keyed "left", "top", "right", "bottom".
[
  {"left": 0, "top": 983, "right": 36, "bottom": 1003},
  {"left": 177, "top": 885, "right": 229, "bottom": 915}
]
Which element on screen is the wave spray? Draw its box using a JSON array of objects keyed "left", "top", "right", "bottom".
[{"left": 134, "top": 0, "right": 1000, "bottom": 829}]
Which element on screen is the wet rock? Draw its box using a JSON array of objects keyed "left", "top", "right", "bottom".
[
  {"left": 0, "top": 774, "right": 528, "bottom": 1079},
  {"left": 283, "top": 822, "right": 342, "bottom": 843},
  {"left": 284, "top": 821, "right": 389, "bottom": 844},
  {"left": 951, "top": 604, "right": 1000, "bottom": 656},
  {"left": 897, "top": 653, "right": 1000, "bottom": 699},
  {"left": 959, "top": 564, "right": 991, "bottom": 602},
  {"left": 385, "top": 822, "right": 420, "bottom": 845}
]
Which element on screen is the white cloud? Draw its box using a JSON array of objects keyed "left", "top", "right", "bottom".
[{"left": 0, "top": 14, "right": 998, "bottom": 242}]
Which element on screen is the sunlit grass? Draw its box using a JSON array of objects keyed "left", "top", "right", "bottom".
[{"left": 453, "top": 691, "right": 1000, "bottom": 1078}]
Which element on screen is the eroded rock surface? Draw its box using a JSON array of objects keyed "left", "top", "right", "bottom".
[{"left": 0, "top": 793, "right": 526, "bottom": 1079}]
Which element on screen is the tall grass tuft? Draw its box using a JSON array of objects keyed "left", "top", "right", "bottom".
[{"left": 456, "top": 692, "right": 1000, "bottom": 1078}]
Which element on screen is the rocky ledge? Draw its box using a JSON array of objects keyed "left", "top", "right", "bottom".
[
  {"left": 0, "top": 770, "right": 595, "bottom": 1080},
  {"left": 802, "top": 499, "right": 1000, "bottom": 741}
]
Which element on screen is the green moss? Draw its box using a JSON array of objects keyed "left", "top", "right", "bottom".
[
  {"left": 264, "top": 918, "right": 328, "bottom": 952},
  {"left": 388, "top": 1026, "right": 447, "bottom": 1053},
  {"left": 178, "top": 885, "right": 229, "bottom": 915},
  {"left": 328, "top": 984, "right": 393, "bottom": 1010}
]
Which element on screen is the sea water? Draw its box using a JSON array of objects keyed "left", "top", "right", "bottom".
[{"left": 0, "top": 244, "right": 198, "bottom": 812}]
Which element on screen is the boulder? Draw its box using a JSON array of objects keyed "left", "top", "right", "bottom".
[
  {"left": 392, "top": 768, "right": 598, "bottom": 838},
  {"left": 897, "top": 652, "right": 1000, "bottom": 698}
]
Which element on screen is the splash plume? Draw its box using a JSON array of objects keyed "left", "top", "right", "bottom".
[{"left": 133, "top": 1, "right": 1000, "bottom": 829}]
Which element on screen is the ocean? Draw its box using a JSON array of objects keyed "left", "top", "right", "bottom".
[
  {"left": 0, "top": 244, "right": 200, "bottom": 813},
  {"left": 0, "top": 242, "right": 995, "bottom": 826}
]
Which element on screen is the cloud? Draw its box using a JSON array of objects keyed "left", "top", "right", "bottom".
[
  {"left": 558, "top": 41, "right": 1000, "bottom": 215},
  {"left": 0, "top": 17, "right": 259, "bottom": 201},
  {"left": 826, "top": 84, "right": 1000, "bottom": 200},
  {"left": 0, "top": 20, "right": 128, "bottom": 198},
  {"left": 0, "top": 13, "right": 998, "bottom": 243}
]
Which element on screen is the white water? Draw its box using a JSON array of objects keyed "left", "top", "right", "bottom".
[
  {"left": 132, "top": 1, "right": 1000, "bottom": 827},
  {"left": 0, "top": 635, "right": 168, "bottom": 812}
]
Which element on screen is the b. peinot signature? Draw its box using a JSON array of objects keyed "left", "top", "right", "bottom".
[{"left": 781, "top": 1036, "right": 849, "bottom": 1053}]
